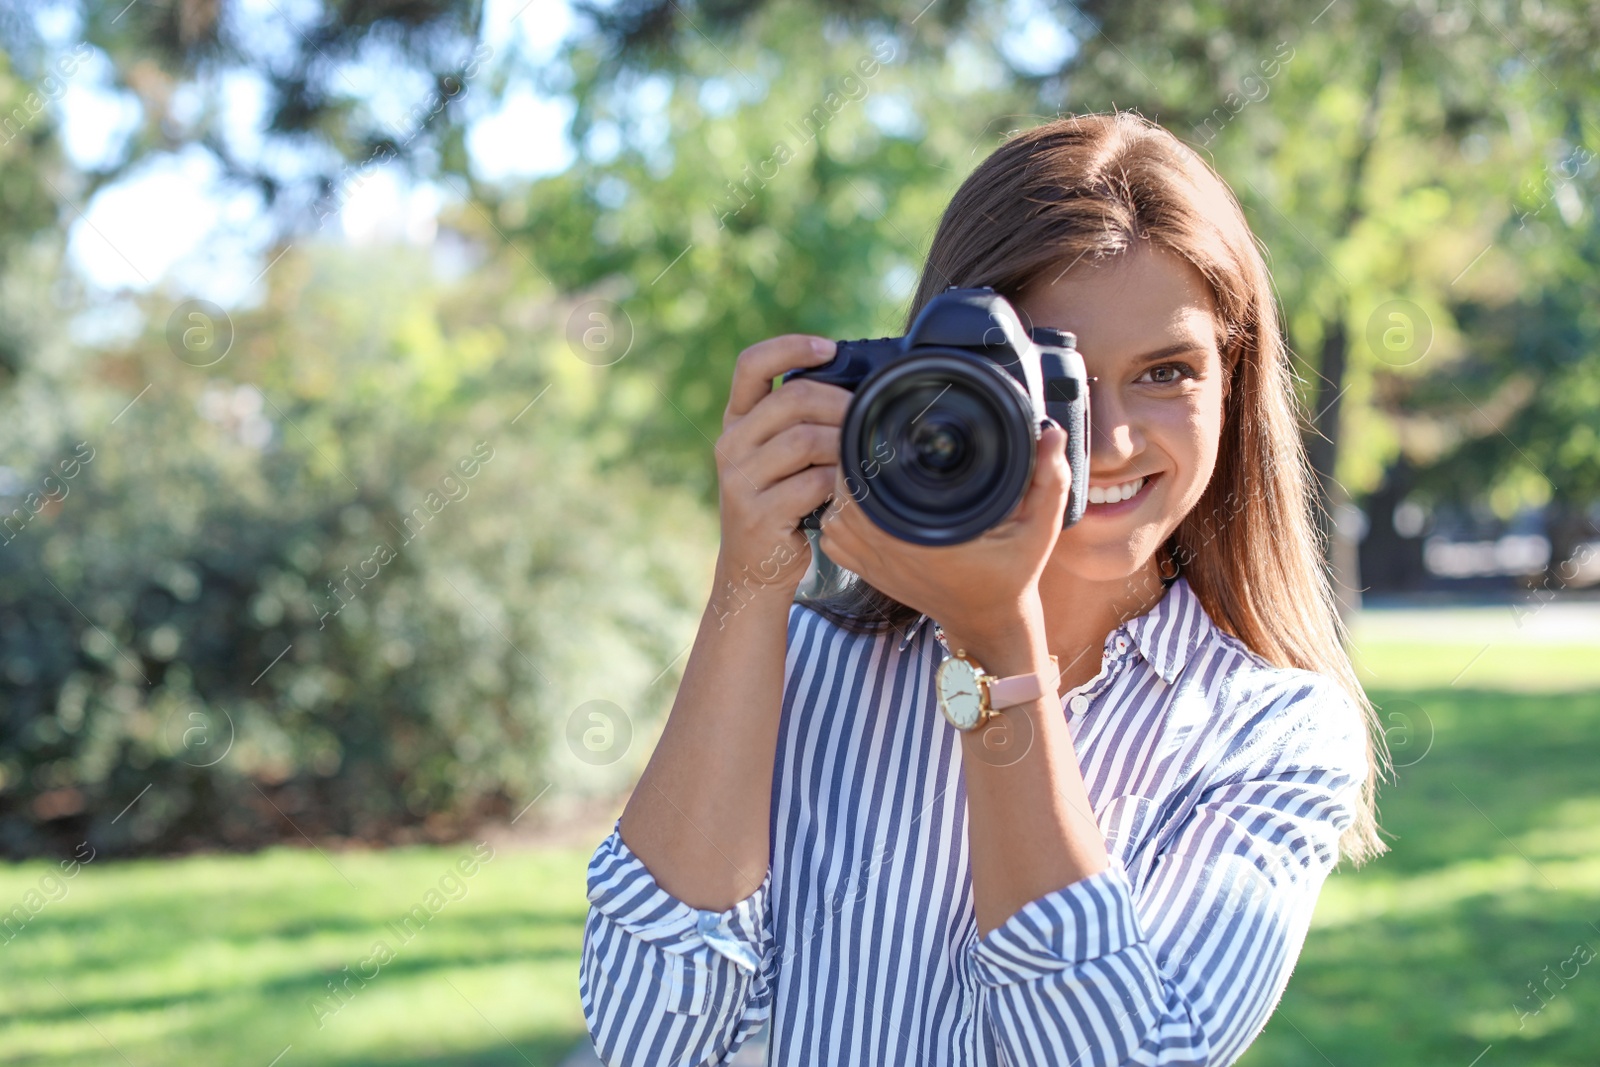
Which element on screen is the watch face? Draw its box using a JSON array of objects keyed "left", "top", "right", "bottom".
[{"left": 937, "top": 655, "right": 986, "bottom": 730}]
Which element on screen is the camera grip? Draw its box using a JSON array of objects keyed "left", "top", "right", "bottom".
[
  {"left": 784, "top": 337, "right": 900, "bottom": 535},
  {"left": 780, "top": 337, "right": 902, "bottom": 389},
  {"left": 1057, "top": 400, "right": 1089, "bottom": 529},
  {"left": 1042, "top": 374, "right": 1090, "bottom": 530}
]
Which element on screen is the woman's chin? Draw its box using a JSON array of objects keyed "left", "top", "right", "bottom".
[{"left": 1049, "top": 550, "right": 1161, "bottom": 586}]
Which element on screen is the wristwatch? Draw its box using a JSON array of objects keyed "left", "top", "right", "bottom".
[{"left": 935, "top": 650, "right": 1061, "bottom": 732}]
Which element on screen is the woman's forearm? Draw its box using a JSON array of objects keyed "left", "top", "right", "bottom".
[
  {"left": 618, "top": 562, "right": 792, "bottom": 912},
  {"left": 616, "top": 333, "right": 846, "bottom": 913},
  {"left": 944, "top": 603, "right": 1111, "bottom": 938}
]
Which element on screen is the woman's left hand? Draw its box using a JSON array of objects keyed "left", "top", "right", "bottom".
[{"left": 816, "top": 422, "right": 1071, "bottom": 654}]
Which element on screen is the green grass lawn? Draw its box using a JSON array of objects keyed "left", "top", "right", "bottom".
[
  {"left": 0, "top": 842, "right": 596, "bottom": 1065},
  {"left": 1238, "top": 608, "right": 1600, "bottom": 1067},
  {"left": 1239, "top": 680, "right": 1600, "bottom": 1067},
  {"left": 3, "top": 619, "right": 1598, "bottom": 1065}
]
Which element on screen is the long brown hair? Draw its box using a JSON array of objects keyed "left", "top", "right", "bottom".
[{"left": 802, "top": 111, "right": 1390, "bottom": 867}]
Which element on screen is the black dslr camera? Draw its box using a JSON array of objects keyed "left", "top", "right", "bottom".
[{"left": 783, "top": 286, "right": 1090, "bottom": 546}]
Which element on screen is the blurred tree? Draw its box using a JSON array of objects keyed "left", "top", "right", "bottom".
[
  {"left": 1401, "top": 203, "right": 1600, "bottom": 586},
  {"left": 0, "top": 240, "right": 715, "bottom": 857},
  {"left": 497, "top": 1, "right": 1041, "bottom": 495},
  {"left": 537, "top": 0, "right": 1600, "bottom": 600},
  {"left": 0, "top": 0, "right": 486, "bottom": 223},
  {"left": 0, "top": 44, "right": 75, "bottom": 386}
]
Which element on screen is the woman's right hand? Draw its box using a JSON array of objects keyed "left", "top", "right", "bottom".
[
  {"left": 622, "top": 334, "right": 844, "bottom": 910},
  {"left": 712, "top": 333, "right": 849, "bottom": 609}
]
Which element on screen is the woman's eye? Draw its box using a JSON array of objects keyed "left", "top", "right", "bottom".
[{"left": 1141, "top": 363, "right": 1196, "bottom": 385}]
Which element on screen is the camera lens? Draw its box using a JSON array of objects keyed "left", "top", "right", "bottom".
[
  {"left": 839, "top": 351, "right": 1037, "bottom": 545},
  {"left": 910, "top": 416, "right": 970, "bottom": 474},
  {"left": 877, "top": 382, "right": 997, "bottom": 496}
]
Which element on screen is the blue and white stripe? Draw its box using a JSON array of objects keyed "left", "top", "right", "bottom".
[{"left": 580, "top": 575, "right": 1368, "bottom": 1065}]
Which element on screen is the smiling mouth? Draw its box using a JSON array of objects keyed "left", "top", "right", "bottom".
[
  {"left": 1083, "top": 473, "right": 1159, "bottom": 513},
  {"left": 1087, "top": 474, "right": 1150, "bottom": 505}
]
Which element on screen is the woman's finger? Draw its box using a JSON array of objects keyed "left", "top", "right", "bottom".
[
  {"left": 744, "top": 422, "right": 840, "bottom": 492},
  {"left": 761, "top": 463, "right": 837, "bottom": 523},
  {"left": 728, "top": 378, "right": 851, "bottom": 454},
  {"left": 724, "top": 335, "right": 838, "bottom": 423},
  {"left": 1039, "top": 423, "right": 1071, "bottom": 494}
]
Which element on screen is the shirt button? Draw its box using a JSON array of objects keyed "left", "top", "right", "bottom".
[
  {"left": 1069, "top": 694, "right": 1090, "bottom": 716},
  {"left": 1114, "top": 636, "right": 1129, "bottom": 653}
]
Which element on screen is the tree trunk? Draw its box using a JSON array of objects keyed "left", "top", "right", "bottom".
[
  {"left": 1306, "top": 314, "right": 1362, "bottom": 622},
  {"left": 1301, "top": 52, "right": 1393, "bottom": 626},
  {"left": 1545, "top": 499, "right": 1599, "bottom": 589}
]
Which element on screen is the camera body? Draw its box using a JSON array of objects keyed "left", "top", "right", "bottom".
[{"left": 783, "top": 286, "right": 1090, "bottom": 546}]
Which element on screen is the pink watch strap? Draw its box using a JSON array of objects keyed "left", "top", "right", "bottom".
[{"left": 985, "top": 656, "right": 1060, "bottom": 710}]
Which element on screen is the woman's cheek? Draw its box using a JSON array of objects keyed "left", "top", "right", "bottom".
[
  {"left": 1153, "top": 398, "right": 1221, "bottom": 519},
  {"left": 1182, "top": 387, "right": 1227, "bottom": 512}
]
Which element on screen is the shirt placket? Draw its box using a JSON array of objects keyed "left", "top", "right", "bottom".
[{"left": 1064, "top": 630, "right": 1133, "bottom": 722}]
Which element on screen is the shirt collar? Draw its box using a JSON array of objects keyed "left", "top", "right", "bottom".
[{"left": 1121, "top": 575, "right": 1210, "bottom": 686}]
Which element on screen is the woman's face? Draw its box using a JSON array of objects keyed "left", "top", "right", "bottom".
[{"left": 1015, "top": 242, "right": 1228, "bottom": 584}]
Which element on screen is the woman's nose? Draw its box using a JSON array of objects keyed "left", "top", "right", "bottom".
[{"left": 1089, "top": 388, "right": 1145, "bottom": 465}]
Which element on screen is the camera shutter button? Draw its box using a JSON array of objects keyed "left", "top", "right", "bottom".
[{"left": 1031, "top": 326, "right": 1076, "bottom": 348}]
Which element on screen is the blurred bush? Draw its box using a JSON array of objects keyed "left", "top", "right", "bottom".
[{"left": 0, "top": 241, "right": 716, "bottom": 857}]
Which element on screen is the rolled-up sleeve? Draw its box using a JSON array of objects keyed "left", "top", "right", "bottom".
[
  {"left": 580, "top": 818, "right": 776, "bottom": 1066},
  {"left": 970, "top": 678, "right": 1368, "bottom": 1066}
]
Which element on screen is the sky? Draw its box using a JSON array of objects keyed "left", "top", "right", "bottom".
[
  {"left": 44, "top": 0, "right": 578, "bottom": 314},
  {"left": 37, "top": 0, "right": 1074, "bottom": 322}
]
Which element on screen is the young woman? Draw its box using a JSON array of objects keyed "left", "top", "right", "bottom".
[{"left": 580, "top": 111, "right": 1390, "bottom": 1067}]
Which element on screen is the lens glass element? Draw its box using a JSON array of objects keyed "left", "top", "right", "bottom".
[
  {"left": 909, "top": 414, "right": 971, "bottom": 475},
  {"left": 844, "top": 352, "right": 1036, "bottom": 545}
]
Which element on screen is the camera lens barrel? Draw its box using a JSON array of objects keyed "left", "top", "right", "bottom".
[
  {"left": 784, "top": 286, "right": 1089, "bottom": 542},
  {"left": 839, "top": 350, "right": 1038, "bottom": 546}
]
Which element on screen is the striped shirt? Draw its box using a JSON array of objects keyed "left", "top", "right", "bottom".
[{"left": 580, "top": 575, "right": 1367, "bottom": 1066}]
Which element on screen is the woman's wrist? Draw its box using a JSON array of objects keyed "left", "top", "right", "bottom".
[
  {"left": 936, "top": 589, "right": 1050, "bottom": 677},
  {"left": 708, "top": 552, "right": 802, "bottom": 629}
]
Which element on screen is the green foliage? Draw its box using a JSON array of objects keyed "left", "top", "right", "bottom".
[
  {"left": 1402, "top": 206, "right": 1600, "bottom": 520},
  {"left": 0, "top": 242, "right": 716, "bottom": 857},
  {"left": 0, "top": 48, "right": 72, "bottom": 384},
  {"left": 505, "top": 0, "right": 1036, "bottom": 496}
]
